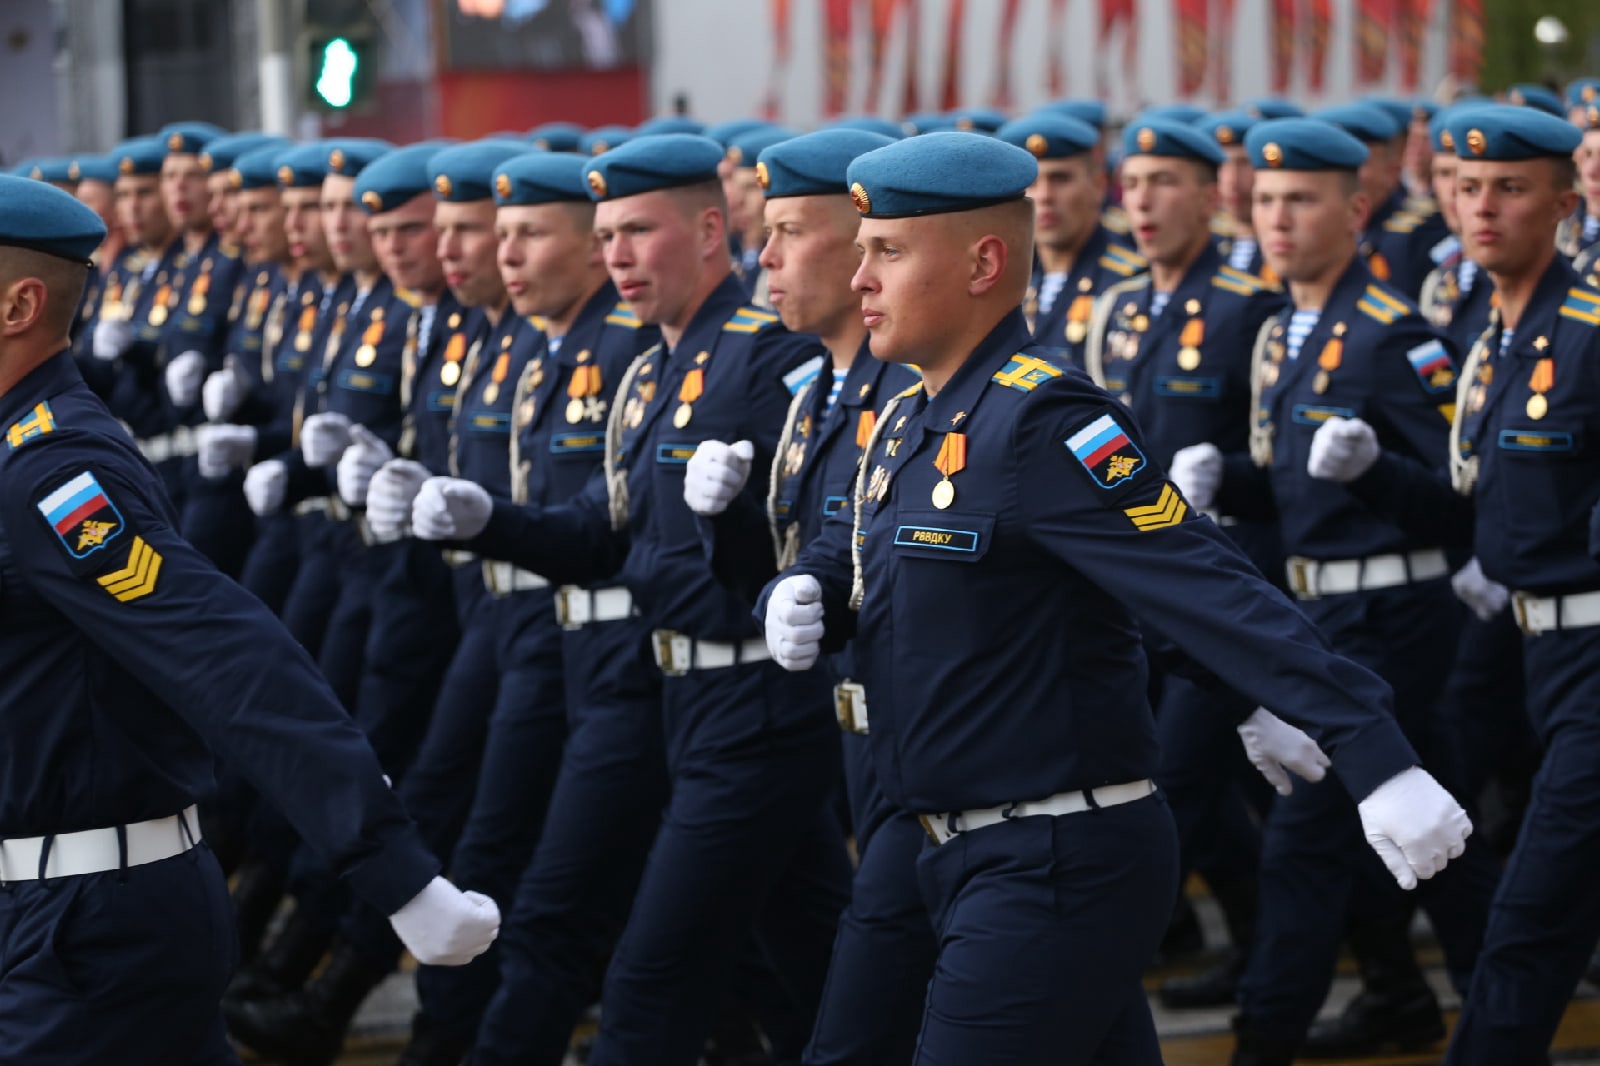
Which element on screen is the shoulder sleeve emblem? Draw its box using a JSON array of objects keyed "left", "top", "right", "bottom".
[
  {"left": 1066, "top": 412, "right": 1146, "bottom": 488},
  {"left": 37, "top": 470, "right": 125, "bottom": 559},
  {"left": 1123, "top": 482, "right": 1188, "bottom": 530},
  {"left": 1405, "top": 339, "right": 1456, "bottom": 393},
  {"left": 6, "top": 401, "right": 57, "bottom": 450}
]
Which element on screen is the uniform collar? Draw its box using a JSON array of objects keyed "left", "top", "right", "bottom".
[
  {"left": 1291, "top": 254, "right": 1376, "bottom": 316},
  {"left": 1501, "top": 254, "right": 1582, "bottom": 360},
  {"left": 0, "top": 350, "right": 82, "bottom": 428},
  {"left": 556, "top": 279, "right": 624, "bottom": 366},
  {"left": 665, "top": 273, "right": 750, "bottom": 362},
  {"left": 1148, "top": 239, "right": 1224, "bottom": 309},
  {"left": 1366, "top": 187, "right": 1407, "bottom": 233},
  {"left": 923, "top": 308, "right": 1033, "bottom": 430}
]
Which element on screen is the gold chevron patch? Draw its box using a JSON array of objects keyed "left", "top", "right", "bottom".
[
  {"left": 1123, "top": 483, "right": 1188, "bottom": 531},
  {"left": 96, "top": 536, "right": 162, "bottom": 602}
]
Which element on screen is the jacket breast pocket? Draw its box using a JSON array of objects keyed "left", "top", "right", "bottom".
[
  {"left": 889, "top": 510, "right": 995, "bottom": 563},
  {"left": 1496, "top": 425, "right": 1584, "bottom": 459}
]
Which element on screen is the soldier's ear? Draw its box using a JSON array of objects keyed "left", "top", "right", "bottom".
[{"left": 0, "top": 276, "right": 48, "bottom": 338}]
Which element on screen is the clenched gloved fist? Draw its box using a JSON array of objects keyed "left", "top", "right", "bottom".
[
  {"left": 765, "top": 574, "right": 825, "bottom": 672},
  {"left": 388, "top": 876, "right": 501, "bottom": 967},
  {"left": 164, "top": 351, "right": 206, "bottom": 407},
  {"left": 243, "top": 459, "right": 287, "bottom": 517},
  {"left": 1358, "top": 766, "right": 1472, "bottom": 891},
  {"left": 366, "top": 459, "right": 431, "bottom": 539},
  {"left": 1451, "top": 557, "right": 1509, "bottom": 622},
  {"left": 203, "top": 355, "right": 250, "bottom": 422},
  {"left": 1169, "top": 443, "right": 1222, "bottom": 510},
  {"left": 196, "top": 424, "right": 258, "bottom": 479},
  {"left": 684, "top": 440, "right": 755, "bottom": 516},
  {"left": 411, "top": 477, "right": 493, "bottom": 541},
  {"left": 1307, "top": 416, "right": 1380, "bottom": 482},
  {"left": 301, "top": 412, "right": 354, "bottom": 467},
  {"left": 336, "top": 425, "right": 394, "bottom": 507}
]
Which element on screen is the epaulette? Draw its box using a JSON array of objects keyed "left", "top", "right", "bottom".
[
  {"left": 1213, "top": 266, "right": 1267, "bottom": 296},
  {"left": 526, "top": 314, "right": 548, "bottom": 332},
  {"left": 1356, "top": 283, "right": 1408, "bottom": 325},
  {"left": 393, "top": 288, "right": 422, "bottom": 308},
  {"left": 723, "top": 305, "right": 780, "bottom": 334},
  {"left": 1099, "top": 242, "right": 1146, "bottom": 277},
  {"left": 991, "top": 352, "right": 1067, "bottom": 393},
  {"left": 1559, "top": 287, "right": 1600, "bottom": 326},
  {"left": 1405, "top": 196, "right": 1439, "bottom": 217},
  {"left": 6, "top": 401, "right": 57, "bottom": 451},
  {"left": 892, "top": 381, "right": 925, "bottom": 401},
  {"left": 783, "top": 355, "right": 824, "bottom": 395},
  {"left": 1382, "top": 212, "right": 1423, "bottom": 234},
  {"left": 1210, "top": 214, "right": 1236, "bottom": 237},
  {"left": 605, "top": 301, "right": 641, "bottom": 329},
  {"left": 1101, "top": 205, "right": 1130, "bottom": 234}
]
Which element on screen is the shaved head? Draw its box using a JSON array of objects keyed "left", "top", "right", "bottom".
[{"left": 0, "top": 247, "right": 88, "bottom": 341}]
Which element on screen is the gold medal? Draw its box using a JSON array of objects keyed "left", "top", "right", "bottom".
[
  {"left": 1177, "top": 347, "right": 1201, "bottom": 371},
  {"left": 148, "top": 304, "right": 168, "bottom": 327},
  {"left": 519, "top": 398, "right": 536, "bottom": 426},
  {"left": 356, "top": 344, "right": 377, "bottom": 368},
  {"left": 483, "top": 383, "right": 499, "bottom": 405},
  {"left": 567, "top": 397, "right": 586, "bottom": 423},
  {"left": 931, "top": 478, "right": 955, "bottom": 509},
  {"left": 1065, "top": 320, "right": 1087, "bottom": 344},
  {"left": 441, "top": 360, "right": 462, "bottom": 386},
  {"left": 1313, "top": 370, "right": 1329, "bottom": 394},
  {"left": 1527, "top": 393, "right": 1548, "bottom": 420},
  {"left": 673, "top": 403, "right": 693, "bottom": 428},
  {"left": 1526, "top": 358, "right": 1553, "bottom": 421}
]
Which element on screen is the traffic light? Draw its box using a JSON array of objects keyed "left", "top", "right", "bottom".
[
  {"left": 313, "top": 36, "right": 362, "bottom": 108},
  {"left": 304, "top": 0, "right": 378, "bottom": 113}
]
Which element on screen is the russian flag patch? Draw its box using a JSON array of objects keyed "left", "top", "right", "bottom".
[
  {"left": 37, "top": 470, "right": 125, "bottom": 559},
  {"left": 1405, "top": 340, "right": 1455, "bottom": 393},
  {"left": 1066, "top": 413, "right": 1146, "bottom": 488}
]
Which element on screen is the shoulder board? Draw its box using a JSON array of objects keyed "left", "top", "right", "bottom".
[
  {"left": 783, "top": 355, "right": 824, "bottom": 395},
  {"left": 1405, "top": 196, "right": 1439, "bottom": 217},
  {"left": 605, "top": 301, "right": 641, "bottom": 328},
  {"left": 893, "top": 381, "right": 926, "bottom": 401},
  {"left": 5, "top": 401, "right": 57, "bottom": 451},
  {"left": 393, "top": 288, "right": 422, "bottom": 308},
  {"left": 1382, "top": 213, "right": 1423, "bottom": 234},
  {"left": 526, "top": 315, "right": 548, "bottom": 332},
  {"left": 1209, "top": 214, "right": 1236, "bottom": 237},
  {"left": 1214, "top": 266, "right": 1266, "bottom": 295},
  {"left": 1356, "top": 283, "right": 1408, "bottom": 325},
  {"left": 992, "top": 352, "right": 1067, "bottom": 393},
  {"left": 1099, "top": 242, "right": 1146, "bottom": 274},
  {"left": 1559, "top": 287, "right": 1600, "bottom": 326},
  {"left": 723, "top": 305, "right": 781, "bottom": 334},
  {"left": 1101, "top": 206, "right": 1130, "bottom": 233}
]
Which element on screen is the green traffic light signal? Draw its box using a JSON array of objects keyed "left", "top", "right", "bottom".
[{"left": 315, "top": 37, "right": 360, "bottom": 109}]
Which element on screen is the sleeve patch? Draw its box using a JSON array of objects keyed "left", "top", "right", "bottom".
[
  {"left": 97, "top": 535, "right": 163, "bottom": 602},
  {"left": 993, "top": 353, "right": 1066, "bottom": 392},
  {"left": 7, "top": 402, "right": 57, "bottom": 450},
  {"left": 1123, "top": 482, "right": 1188, "bottom": 530},
  {"left": 37, "top": 470, "right": 126, "bottom": 559},
  {"left": 1066, "top": 413, "right": 1147, "bottom": 488},
  {"left": 1405, "top": 339, "right": 1456, "bottom": 392}
]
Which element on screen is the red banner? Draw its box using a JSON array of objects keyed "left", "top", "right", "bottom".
[
  {"left": 1098, "top": 0, "right": 1137, "bottom": 98},
  {"left": 1308, "top": 0, "right": 1333, "bottom": 92},
  {"left": 1212, "top": 0, "right": 1237, "bottom": 98},
  {"left": 1271, "top": 0, "right": 1296, "bottom": 93},
  {"left": 1355, "top": 0, "right": 1393, "bottom": 86},
  {"left": 1395, "top": 0, "right": 1432, "bottom": 91},
  {"left": 1047, "top": 0, "right": 1071, "bottom": 96},
  {"left": 939, "top": 0, "right": 965, "bottom": 110},
  {"left": 1176, "top": 0, "right": 1209, "bottom": 96},
  {"left": 764, "top": 0, "right": 791, "bottom": 118},
  {"left": 824, "top": 0, "right": 852, "bottom": 116},
  {"left": 1450, "top": 0, "right": 1483, "bottom": 81},
  {"left": 993, "top": 0, "right": 1024, "bottom": 108}
]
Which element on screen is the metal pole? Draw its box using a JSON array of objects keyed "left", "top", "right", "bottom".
[{"left": 257, "top": 0, "right": 297, "bottom": 134}]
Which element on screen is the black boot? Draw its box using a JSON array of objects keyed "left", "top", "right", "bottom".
[
  {"left": 1301, "top": 909, "right": 1444, "bottom": 1058},
  {"left": 1159, "top": 947, "right": 1246, "bottom": 1009},
  {"left": 223, "top": 905, "right": 333, "bottom": 1005},
  {"left": 229, "top": 858, "right": 288, "bottom": 967},
  {"left": 396, "top": 1011, "right": 472, "bottom": 1066},
  {"left": 1230, "top": 1015, "right": 1298, "bottom": 1066},
  {"left": 223, "top": 942, "right": 390, "bottom": 1065}
]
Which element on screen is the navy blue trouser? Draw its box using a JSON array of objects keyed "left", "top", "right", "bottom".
[
  {"left": 584, "top": 661, "right": 850, "bottom": 1066},
  {"left": 0, "top": 847, "right": 239, "bottom": 1065},
  {"left": 180, "top": 467, "right": 256, "bottom": 579},
  {"left": 803, "top": 731, "right": 936, "bottom": 1066},
  {"left": 1238, "top": 580, "right": 1500, "bottom": 1044},
  {"left": 910, "top": 793, "right": 1179, "bottom": 1065},
  {"left": 1446, "top": 624, "right": 1600, "bottom": 1065},
  {"left": 238, "top": 511, "right": 300, "bottom": 618},
  {"left": 473, "top": 620, "right": 665, "bottom": 1065}
]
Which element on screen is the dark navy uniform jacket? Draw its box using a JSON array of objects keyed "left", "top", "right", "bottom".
[
  {"left": 466, "top": 273, "right": 823, "bottom": 641},
  {"left": 1027, "top": 223, "right": 1146, "bottom": 367},
  {"left": 0, "top": 350, "right": 438, "bottom": 913},
  {"left": 398, "top": 293, "right": 468, "bottom": 475},
  {"left": 223, "top": 262, "right": 282, "bottom": 380},
  {"left": 452, "top": 312, "right": 539, "bottom": 495},
  {"left": 760, "top": 309, "right": 1417, "bottom": 815},
  {"left": 158, "top": 234, "right": 245, "bottom": 367},
  {"left": 226, "top": 267, "right": 330, "bottom": 462},
  {"left": 1421, "top": 245, "right": 1496, "bottom": 358},
  {"left": 104, "top": 239, "right": 184, "bottom": 442},
  {"left": 1219, "top": 258, "right": 1463, "bottom": 561},
  {"left": 1362, "top": 189, "right": 1452, "bottom": 301}
]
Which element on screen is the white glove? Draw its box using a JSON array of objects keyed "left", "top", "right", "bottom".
[
  {"left": 1307, "top": 416, "right": 1380, "bottom": 482},
  {"left": 388, "top": 876, "right": 501, "bottom": 967},
  {"left": 1451, "top": 557, "right": 1509, "bottom": 622},
  {"left": 301, "top": 411, "right": 354, "bottom": 467},
  {"left": 1169, "top": 443, "right": 1221, "bottom": 510},
  {"left": 93, "top": 317, "right": 134, "bottom": 361},
  {"left": 1236, "top": 707, "right": 1332, "bottom": 797},
  {"left": 367, "top": 459, "right": 431, "bottom": 538},
  {"left": 412, "top": 477, "right": 494, "bottom": 541},
  {"left": 203, "top": 355, "right": 250, "bottom": 423},
  {"left": 196, "top": 424, "right": 258, "bottom": 479},
  {"left": 684, "top": 439, "right": 755, "bottom": 516},
  {"left": 243, "top": 459, "right": 287, "bottom": 517},
  {"left": 765, "top": 574, "right": 825, "bottom": 672},
  {"left": 1357, "top": 766, "right": 1473, "bottom": 891},
  {"left": 164, "top": 351, "right": 206, "bottom": 407},
  {"left": 336, "top": 424, "right": 394, "bottom": 507}
]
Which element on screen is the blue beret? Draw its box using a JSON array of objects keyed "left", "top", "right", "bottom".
[
  {"left": 1428, "top": 107, "right": 1459, "bottom": 154},
  {"left": 1311, "top": 103, "right": 1401, "bottom": 143},
  {"left": 902, "top": 111, "right": 955, "bottom": 136},
  {"left": 824, "top": 116, "right": 905, "bottom": 139},
  {"left": 0, "top": 174, "right": 107, "bottom": 263},
  {"left": 355, "top": 143, "right": 443, "bottom": 214},
  {"left": 275, "top": 142, "right": 334, "bottom": 189},
  {"left": 580, "top": 125, "right": 633, "bottom": 157},
  {"left": 703, "top": 119, "right": 774, "bottom": 148},
  {"left": 9, "top": 160, "right": 36, "bottom": 178},
  {"left": 726, "top": 126, "right": 798, "bottom": 168},
  {"left": 1577, "top": 102, "right": 1600, "bottom": 132},
  {"left": 66, "top": 154, "right": 121, "bottom": 185},
  {"left": 231, "top": 145, "right": 283, "bottom": 190},
  {"left": 25, "top": 158, "right": 76, "bottom": 185},
  {"left": 323, "top": 138, "right": 393, "bottom": 177},
  {"left": 1245, "top": 98, "right": 1305, "bottom": 120},
  {"left": 946, "top": 108, "right": 1008, "bottom": 134},
  {"left": 429, "top": 139, "right": 531, "bottom": 201},
  {"left": 1195, "top": 110, "right": 1259, "bottom": 149},
  {"left": 845, "top": 132, "right": 1036, "bottom": 219},
  {"left": 1361, "top": 97, "right": 1417, "bottom": 132},
  {"left": 528, "top": 122, "right": 586, "bottom": 152},
  {"left": 1245, "top": 118, "right": 1369, "bottom": 171},
  {"left": 635, "top": 116, "right": 706, "bottom": 138},
  {"left": 583, "top": 133, "right": 724, "bottom": 202},
  {"left": 1136, "top": 104, "right": 1208, "bottom": 126},
  {"left": 110, "top": 137, "right": 166, "bottom": 177},
  {"left": 756, "top": 129, "right": 896, "bottom": 198},
  {"left": 1121, "top": 118, "right": 1226, "bottom": 166},
  {"left": 1567, "top": 78, "right": 1600, "bottom": 110},
  {"left": 492, "top": 151, "right": 590, "bottom": 206},
  {"left": 159, "top": 121, "right": 227, "bottom": 156},
  {"left": 1039, "top": 99, "right": 1108, "bottom": 130},
  {"left": 200, "top": 133, "right": 289, "bottom": 174},
  {"left": 996, "top": 113, "right": 1098, "bottom": 159},
  {"left": 1446, "top": 103, "right": 1582, "bottom": 161},
  {"left": 1506, "top": 84, "right": 1565, "bottom": 117}
]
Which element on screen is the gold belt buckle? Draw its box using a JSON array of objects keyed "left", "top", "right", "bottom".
[
  {"left": 555, "top": 587, "right": 581, "bottom": 630},
  {"left": 833, "top": 681, "right": 868, "bottom": 734},
  {"left": 917, "top": 814, "right": 942, "bottom": 844},
  {"left": 1512, "top": 592, "right": 1534, "bottom": 635},
  {"left": 482, "top": 561, "right": 501, "bottom": 595},
  {"left": 655, "top": 629, "right": 688, "bottom": 677},
  {"left": 1287, "top": 558, "right": 1317, "bottom": 599}
]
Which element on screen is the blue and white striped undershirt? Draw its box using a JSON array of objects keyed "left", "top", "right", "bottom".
[
  {"left": 1038, "top": 271, "right": 1068, "bottom": 316},
  {"left": 823, "top": 369, "right": 845, "bottom": 415},
  {"left": 1150, "top": 290, "right": 1172, "bottom": 319},
  {"left": 1228, "top": 236, "right": 1258, "bottom": 272},
  {"left": 1285, "top": 309, "right": 1321, "bottom": 361}
]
